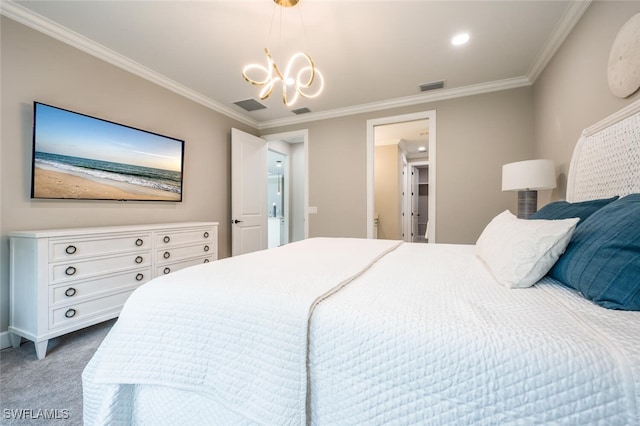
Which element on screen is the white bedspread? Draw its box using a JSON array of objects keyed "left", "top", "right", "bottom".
[
  {"left": 82, "top": 237, "right": 401, "bottom": 425},
  {"left": 309, "top": 243, "right": 640, "bottom": 424},
  {"left": 83, "top": 239, "right": 640, "bottom": 425}
]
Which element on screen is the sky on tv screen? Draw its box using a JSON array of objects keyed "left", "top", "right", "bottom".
[{"left": 35, "top": 103, "right": 182, "bottom": 173}]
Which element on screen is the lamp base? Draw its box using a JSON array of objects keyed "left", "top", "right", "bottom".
[{"left": 517, "top": 190, "right": 538, "bottom": 219}]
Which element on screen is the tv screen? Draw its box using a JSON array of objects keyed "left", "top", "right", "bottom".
[{"left": 31, "top": 102, "right": 184, "bottom": 202}]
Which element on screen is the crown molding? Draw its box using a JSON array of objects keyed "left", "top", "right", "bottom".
[
  {"left": 1, "top": 0, "right": 587, "bottom": 130},
  {"left": 258, "top": 76, "right": 532, "bottom": 130},
  {"left": 527, "top": 0, "right": 591, "bottom": 83},
  {"left": 0, "top": 1, "right": 258, "bottom": 128}
]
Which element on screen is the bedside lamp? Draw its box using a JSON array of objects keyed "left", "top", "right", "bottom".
[{"left": 502, "top": 159, "right": 557, "bottom": 219}]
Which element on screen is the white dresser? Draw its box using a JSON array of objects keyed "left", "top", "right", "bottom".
[{"left": 9, "top": 221, "right": 218, "bottom": 359}]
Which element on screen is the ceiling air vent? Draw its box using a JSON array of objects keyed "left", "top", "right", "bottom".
[
  {"left": 292, "top": 107, "right": 311, "bottom": 115},
  {"left": 233, "top": 98, "right": 267, "bottom": 112},
  {"left": 418, "top": 80, "right": 445, "bottom": 92}
]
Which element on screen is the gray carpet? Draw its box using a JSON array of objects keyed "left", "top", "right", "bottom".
[{"left": 0, "top": 319, "right": 115, "bottom": 425}]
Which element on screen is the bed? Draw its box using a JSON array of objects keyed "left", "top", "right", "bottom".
[{"left": 83, "top": 100, "right": 640, "bottom": 425}]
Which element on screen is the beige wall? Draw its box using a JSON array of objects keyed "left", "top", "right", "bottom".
[
  {"left": 8, "top": 0, "right": 622, "bottom": 336},
  {"left": 0, "top": 17, "right": 257, "bottom": 332},
  {"left": 264, "top": 87, "right": 534, "bottom": 245},
  {"left": 374, "top": 145, "right": 402, "bottom": 240},
  {"left": 533, "top": 1, "right": 640, "bottom": 204}
]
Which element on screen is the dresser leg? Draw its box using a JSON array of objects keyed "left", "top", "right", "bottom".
[
  {"left": 34, "top": 340, "right": 48, "bottom": 360},
  {"left": 9, "top": 333, "right": 21, "bottom": 348}
]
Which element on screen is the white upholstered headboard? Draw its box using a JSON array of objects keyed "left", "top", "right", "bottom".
[{"left": 566, "top": 99, "right": 640, "bottom": 202}]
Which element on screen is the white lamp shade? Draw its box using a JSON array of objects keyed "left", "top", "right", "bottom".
[{"left": 502, "top": 159, "right": 557, "bottom": 191}]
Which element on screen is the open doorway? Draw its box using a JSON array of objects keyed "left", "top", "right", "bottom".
[
  {"left": 367, "top": 111, "right": 436, "bottom": 242},
  {"left": 409, "top": 162, "right": 429, "bottom": 242},
  {"left": 267, "top": 150, "right": 287, "bottom": 248},
  {"left": 263, "top": 130, "right": 309, "bottom": 245}
]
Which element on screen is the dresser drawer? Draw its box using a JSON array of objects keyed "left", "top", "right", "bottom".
[
  {"left": 50, "top": 289, "right": 136, "bottom": 328},
  {"left": 156, "top": 256, "right": 214, "bottom": 276},
  {"left": 49, "top": 233, "right": 151, "bottom": 262},
  {"left": 155, "top": 228, "right": 215, "bottom": 247},
  {"left": 156, "top": 243, "right": 214, "bottom": 265},
  {"left": 50, "top": 268, "right": 151, "bottom": 306},
  {"left": 50, "top": 251, "right": 151, "bottom": 284}
]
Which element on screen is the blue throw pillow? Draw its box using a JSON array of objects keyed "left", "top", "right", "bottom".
[
  {"left": 549, "top": 194, "right": 640, "bottom": 311},
  {"left": 530, "top": 196, "right": 619, "bottom": 225}
]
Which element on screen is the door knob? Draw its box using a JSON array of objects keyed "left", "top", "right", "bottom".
[{"left": 232, "top": 219, "right": 243, "bottom": 224}]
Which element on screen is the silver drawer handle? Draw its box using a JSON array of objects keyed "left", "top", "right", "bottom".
[
  {"left": 163, "top": 267, "right": 171, "bottom": 275},
  {"left": 204, "top": 245, "right": 210, "bottom": 252},
  {"left": 65, "top": 308, "right": 76, "bottom": 318},
  {"left": 135, "top": 238, "right": 144, "bottom": 247},
  {"left": 64, "top": 287, "right": 77, "bottom": 297},
  {"left": 163, "top": 236, "right": 170, "bottom": 243},
  {"left": 203, "top": 231, "right": 209, "bottom": 238},
  {"left": 135, "top": 256, "right": 144, "bottom": 264},
  {"left": 163, "top": 251, "right": 170, "bottom": 259},
  {"left": 65, "top": 245, "right": 77, "bottom": 255},
  {"left": 65, "top": 266, "right": 77, "bottom": 276},
  {"left": 136, "top": 273, "right": 144, "bottom": 281}
]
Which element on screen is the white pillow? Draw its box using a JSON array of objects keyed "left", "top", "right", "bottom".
[{"left": 475, "top": 210, "right": 579, "bottom": 288}]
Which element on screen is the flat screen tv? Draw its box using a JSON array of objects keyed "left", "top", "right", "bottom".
[{"left": 31, "top": 102, "right": 184, "bottom": 202}]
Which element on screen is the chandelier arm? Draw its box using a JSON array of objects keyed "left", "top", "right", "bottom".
[
  {"left": 242, "top": 63, "right": 271, "bottom": 86},
  {"left": 265, "top": 48, "right": 286, "bottom": 81},
  {"left": 259, "top": 79, "right": 276, "bottom": 100},
  {"left": 282, "top": 83, "right": 299, "bottom": 106},
  {"left": 299, "top": 54, "right": 316, "bottom": 87},
  {"left": 284, "top": 52, "right": 315, "bottom": 86},
  {"left": 296, "top": 68, "right": 324, "bottom": 98}
]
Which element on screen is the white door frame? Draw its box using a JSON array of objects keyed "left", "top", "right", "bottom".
[
  {"left": 262, "top": 129, "right": 310, "bottom": 239},
  {"left": 367, "top": 111, "right": 436, "bottom": 242},
  {"left": 401, "top": 159, "right": 408, "bottom": 241}
]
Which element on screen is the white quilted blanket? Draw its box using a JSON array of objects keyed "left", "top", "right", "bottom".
[
  {"left": 309, "top": 243, "right": 640, "bottom": 424},
  {"left": 83, "top": 239, "right": 640, "bottom": 425},
  {"left": 82, "top": 237, "right": 401, "bottom": 425}
]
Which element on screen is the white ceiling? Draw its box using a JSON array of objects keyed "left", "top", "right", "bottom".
[
  {"left": 375, "top": 119, "right": 429, "bottom": 160},
  {"left": 3, "top": 1, "right": 590, "bottom": 129}
]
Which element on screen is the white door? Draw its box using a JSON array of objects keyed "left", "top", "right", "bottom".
[{"left": 231, "top": 128, "right": 268, "bottom": 256}]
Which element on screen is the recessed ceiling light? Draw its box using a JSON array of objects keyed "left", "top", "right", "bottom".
[
  {"left": 451, "top": 33, "right": 470, "bottom": 46},
  {"left": 418, "top": 146, "right": 427, "bottom": 152}
]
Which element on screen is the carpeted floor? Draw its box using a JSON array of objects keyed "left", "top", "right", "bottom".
[{"left": 0, "top": 319, "right": 115, "bottom": 425}]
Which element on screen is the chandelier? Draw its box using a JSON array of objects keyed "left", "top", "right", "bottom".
[{"left": 242, "top": 0, "right": 324, "bottom": 106}]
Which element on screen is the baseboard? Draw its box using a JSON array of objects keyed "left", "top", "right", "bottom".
[{"left": 0, "top": 330, "right": 14, "bottom": 350}]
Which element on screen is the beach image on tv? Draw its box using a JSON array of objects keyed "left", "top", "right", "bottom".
[{"left": 32, "top": 103, "right": 184, "bottom": 201}]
